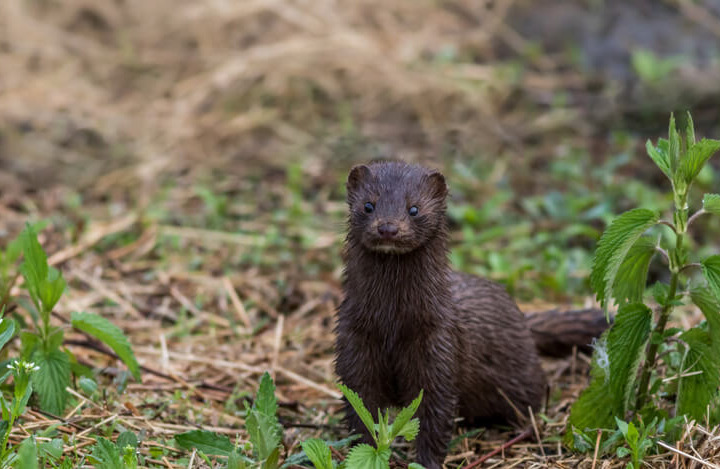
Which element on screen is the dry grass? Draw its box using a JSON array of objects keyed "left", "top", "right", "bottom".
[{"left": 2, "top": 0, "right": 720, "bottom": 467}]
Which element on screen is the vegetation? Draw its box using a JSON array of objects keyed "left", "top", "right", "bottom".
[
  {"left": 2, "top": 0, "right": 720, "bottom": 467},
  {"left": 567, "top": 113, "right": 720, "bottom": 463}
]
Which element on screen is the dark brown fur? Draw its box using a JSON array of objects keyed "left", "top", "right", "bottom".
[{"left": 334, "top": 162, "right": 548, "bottom": 469}]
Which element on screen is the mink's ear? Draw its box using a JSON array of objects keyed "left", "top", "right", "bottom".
[
  {"left": 425, "top": 170, "right": 448, "bottom": 200},
  {"left": 347, "top": 164, "right": 372, "bottom": 193}
]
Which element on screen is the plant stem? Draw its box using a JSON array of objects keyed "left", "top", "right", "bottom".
[{"left": 635, "top": 230, "right": 684, "bottom": 410}]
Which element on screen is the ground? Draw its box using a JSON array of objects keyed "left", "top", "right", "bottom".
[{"left": 1, "top": 0, "right": 720, "bottom": 467}]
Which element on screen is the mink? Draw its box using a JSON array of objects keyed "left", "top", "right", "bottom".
[{"left": 334, "top": 162, "right": 602, "bottom": 469}]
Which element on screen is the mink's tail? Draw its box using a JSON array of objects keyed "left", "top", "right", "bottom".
[{"left": 526, "top": 308, "right": 611, "bottom": 357}]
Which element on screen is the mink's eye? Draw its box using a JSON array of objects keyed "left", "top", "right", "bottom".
[
  {"left": 408, "top": 206, "right": 419, "bottom": 216},
  {"left": 364, "top": 202, "right": 375, "bottom": 213}
]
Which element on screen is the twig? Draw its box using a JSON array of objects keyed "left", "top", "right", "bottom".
[
  {"left": 657, "top": 440, "right": 720, "bottom": 468},
  {"left": 528, "top": 406, "right": 546, "bottom": 459},
  {"left": 222, "top": 276, "right": 252, "bottom": 328},
  {"left": 464, "top": 428, "right": 533, "bottom": 469},
  {"left": 591, "top": 429, "right": 602, "bottom": 469}
]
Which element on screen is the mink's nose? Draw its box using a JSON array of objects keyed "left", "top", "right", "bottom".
[{"left": 378, "top": 223, "right": 399, "bottom": 238}]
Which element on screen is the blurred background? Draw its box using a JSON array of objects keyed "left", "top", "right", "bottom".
[{"left": 3, "top": 0, "right": 720, "bottom": 306}]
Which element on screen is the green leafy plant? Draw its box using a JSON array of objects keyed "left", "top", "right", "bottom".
[
  {"left": 16, "top": 224, "right": 141, "bottom": 414},
  {"left": 89, "top": 433, "right": 139, "bottom": 469},
  {"left": 567, "top": 112, "right": 720, "bottom": 445},
  {"left": 313, "top": 384, "right": 424, "bottom": 469},
  {"left": 613, "top": 417, "right": 659, "bottom": 469},
  {"left": 175, "top": 371, "right": 283, "bottom": 468}
]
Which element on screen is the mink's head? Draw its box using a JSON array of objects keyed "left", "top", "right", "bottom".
[{"left": 345, "top": 162, "right": 448, "bottom": 254}]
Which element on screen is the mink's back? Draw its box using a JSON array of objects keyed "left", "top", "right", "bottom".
[{"left": 449, "top": 271, "right": 546, "bottom": 423}]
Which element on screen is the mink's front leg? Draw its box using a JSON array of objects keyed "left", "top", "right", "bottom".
[{"left": 399, "top": 329, "right": 458, "bottom": 469}]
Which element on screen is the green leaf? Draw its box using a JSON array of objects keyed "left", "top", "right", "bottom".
[
  {"left": 608, "top": 304, "right": 653, "bottom": 411},
  {"left": 38, "top": 267, "right": 65, "bottom": 313},
  {"left": 90, "top": 438, "right": 123, "bottom": 469},
  {"left": 38, "top": 438, "right": 63, "bottom": 461},
  {"left": 390, "top": 390, "right": 422, "bottom": 441},
  {"left": 566, "top": 304, "right": 652, "bottom": 444},
  {"left": 122, "top": 445, "right": 138, "bottom": 469},
  {"left": 590, "top": 209, "right": 659, "bottom": 312},
  {"left": 701, "top": 256, "right": 720, "bottom": 305},
  {"left": 117, "top": 431, "right": 138, "bottom": 449},
  {"left": 302, "top": 439, "right": 333, "bottom": 469},
  {"left": 703, "top": 194, "right": 720, "bottom": 216},
  {"left": 31, "top": 348, "right": 70, "bottom": 414},
  {"left": 338, "top": 384, "right": 377, "bottom": 443},
  {"left": 680, "top": 139, "right": 720, "bottom": 184},
  {"left": 646, "top": 139, "right": 671, "bottom": 180},
  {"left": 668, "top": 113, "right": 680, "bottom": 174},
  {"left": 255, "top": 372, "right": 278, "bottom": 417},
  {"left": 690, "top": 286, "right": 720, "bottom": 345},
  {"left": 78, "top": 376, "right": 98, "bottom": 395},
  {"left": 615, "top": 417, "right": 629, "bottom": 437},
  {"left": 612, "top": 237, "right": 656, "bottom": 305},
  {"left": 228, "top": 451, "right": 247, "bottom": 469},
  {"left": 0, "top": 318, "right": 15, "bottom": 351},
  {"left": 262, "top": 446, "right": 281, "bottom": 469},
  {"left": 246, "top": 410, "right": 282, "bottom": 460},
  {"left": 71, "top": 312, "right": 141, "bottom": 382},
  {"left": 686, "top": 111, "right": 696, "bottom": 146},
  {"left": 345, "top": 444, "right": 390, "bottom": 469},
  {"left": 408, "top": 464, "right": 426, "bottom": 469},
  {"left": 14, "top": 437, "right": 38, "bottom": 469},
  {"left": 19, "top": 224, "right": 48, "bottom": 309},
  {"left": 676, "top": 328, "right": 720, "bottom": 421},
  {"left": 174, "top": 430, "right": 233, "bottom": 456}
]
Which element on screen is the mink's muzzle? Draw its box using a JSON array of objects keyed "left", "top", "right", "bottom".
[{"left": 377, "top": 223, "right": 399, "bottom": 238}]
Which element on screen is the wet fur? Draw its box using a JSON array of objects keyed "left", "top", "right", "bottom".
[{"left": 334, "top": 162, "right": 546, "bottom": 469}]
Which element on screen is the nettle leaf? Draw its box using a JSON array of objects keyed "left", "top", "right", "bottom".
[
  {"left": 686, "top": 111, "right": 696, "bottom": 146},
  {"left": 39, "top": 267, "right": 66, "bottom": 313},
  {"left": 255, "top": 372, "right": 278, "bottom": 417},
  {"left": 0, "top": 318, "right": 15, "bottom": 351},
  {"left": 338, "top": 384, "right": 377, "bottom": 442},
  {"left": 262, "top": 446, "right": 281, "bottom": 469},
  {"left": 31, "top": 348, "right": 70, "bottom": 414},
  {"left": 607, "top": 304, "right": 653, "bottom": 411},
  {"left": 19, "top": 225, "right": 49, "bottom": 309},
  {"left": 174, "top": 430, "right": 233, "bottom": 456},
  {"left": 302, "top": 439, "right": 333, "bottom": 469},
  {"left": 228, "top": 452, "right": 247, "bottom": 469},
  {"left": 16, "top": 437, "right": 39, "bottom": 469},
  {"left": 690, "top": 286, "right": 720, "bottom": 345},
  {"left": 703, "top": 194, "right": 720, "bottom": 216},
  {"left": 680, "top": 138, "right": 720, "bottom": 184},
  {"left": 612, "top": 237, "right": 656, "bottom": 305},
  {"left": 71, "top": 312, "right": 141, "bottom": 382},
  {"left": 246, "top": 409, "right": 282, "bottom": 460},
  {"left": 345, "top": 444, "right": 390, "bottom": 469},
  {"left": 590, "top": 209, "right": 659, "bottom": 312},
  {"left": 668, "top": 113, "right": 680, "bottom": 175},
  {"left": 90, "top": 438, "right": 123, "bottom": 469},
  {"left": 676, "top": 328, "right": 720, "bottom": 421},
  {"left": 566, "top": 350, "right": 616, "bottom": 446},
  {"left": 566, "top": 303, "right": 652, "bottom": 444},
  {"left": 390, "top": 390, "right": 422, "bottom": 442},
  {"left": 701, "top": 256, "right": 720, "bottom": 304},
  {"left": 646, "top": 138, "right": 671, "bottom": 180}
]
